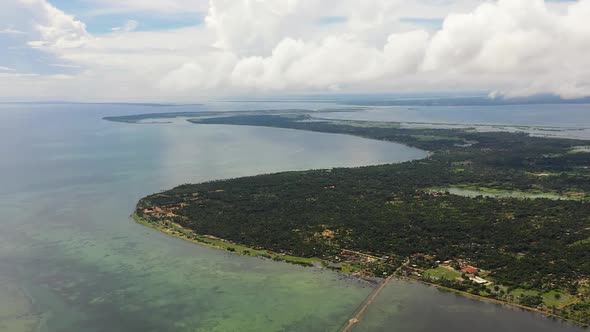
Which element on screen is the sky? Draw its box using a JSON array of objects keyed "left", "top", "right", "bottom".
[{"left": 0, "top": 0, "right": 589, "bottom": 102}]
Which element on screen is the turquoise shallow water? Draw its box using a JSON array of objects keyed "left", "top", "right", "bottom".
[
  {"left": 0, "top": 102, "right": 420, "bottom": 332},
  {"left": 0, "top": 103, "right": 584, "bottom": 331}
]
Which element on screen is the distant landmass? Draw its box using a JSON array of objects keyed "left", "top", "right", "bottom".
[
  {"left": 6, "top": 93, "right": 590, "bottom": 107},
  {"left": 223, "top": 94, "right": 590, "bottom": 106},
  {"left": 0, "top": 101, "right": 202, "bottom": 107}
]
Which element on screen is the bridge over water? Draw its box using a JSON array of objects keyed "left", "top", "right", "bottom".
[
  {"left": 339, "top": 274, "right": 396, "bottom": 332},
  {"left": 339, "top": 258, "right": 408, "bottom": 332}
]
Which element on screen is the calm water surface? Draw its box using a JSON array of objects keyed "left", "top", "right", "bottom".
[
  {"left": 0, "top": 103, "right": 584, "bottom": 331},
  {"left": 317, "top": 103, "right": 590, "bottom": 129},
  {"left": 351, "top": 280, "right": 583, "bottom": 331}
]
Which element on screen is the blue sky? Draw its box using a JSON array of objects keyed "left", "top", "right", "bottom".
[
  {"left": 47, "top": 0, "right": 203, "bottom": 33},
  {"left": 44, "top": 0, "right": 456, "bottom": 34},
  {"left": 83, "top": 13, "right": 202, "bottom": 34}
]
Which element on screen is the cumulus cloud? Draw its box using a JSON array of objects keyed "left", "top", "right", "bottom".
[
  {"left": 1, "top": 0, "right": 590, "bottom": 100},
  {"left": 0, "top": 27, "right": 25, "bottom": 34},
  {"left": 420, "top": 0, "right": 590, "bottom": 98},
  {"left": 220, "top": 0, "right": 590, "bottom": 98},
  {"left": 159, "top": 62, "right": 205, "bottom": 92},
  {"left": 205, "top": 0, "right": 299, "bottom": 53},
  {"left": 228, "top": 29, "right": 432, "bottom": 91},
  {"left": 18, "top": 0, "right": 90, "bottom": 49}
]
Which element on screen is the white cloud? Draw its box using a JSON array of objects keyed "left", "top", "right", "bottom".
[
  {"left": 1, "top": 0, "right": 590, "bottom": 100},
  {"left": 228, "top": 31, "right": 430, "bottom": 91},
  {"left": 223, "top": 0, "right": 590, "bottom": 98},
  {"left": 0, "top": 27, "right": 25, "bottom": 34},
  {"left": 18, "top": 0, "right": 90, "bottom": 49},
  {"left": 420, "top": 0, "right": 590, "bottom": 98},
  {"left": 205, "top": 0, "right": 312, "bottom": 54},
  {"left": 159, "top": 62, "right": 205, "bottom": 91},
  {"left": 49, "top": 63, "right": 82, "bottom": 68},
  {"left": 112, "top": 20, "right": 139, "bottom": 32}
]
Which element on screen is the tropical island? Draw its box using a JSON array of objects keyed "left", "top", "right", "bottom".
[{"left": 107, "top": 111, "right": 590, "bottom": 326}]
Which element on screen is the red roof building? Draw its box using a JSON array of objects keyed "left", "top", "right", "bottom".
[{"left": 461, "top": 265, "right": 478, "bottom": 274}]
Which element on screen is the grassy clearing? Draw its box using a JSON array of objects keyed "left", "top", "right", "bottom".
[
  {"left": 568, "top": 146, "right": 590, "bottom": 154},
  {"left": 509, "top": 288, "right": 539, "bottom": 298},
  {"left": 569, "top": 237, "right": 590, "bottom": 247},
  {"left": 340, "top": 263, "right": 360, "bottom": 274},
  {"left": 321, "top": 119, "right": 401, "bottom": 129},
  {"left": 410, "top": 135, "right": 462, "bottom": 142},
  {"left": 424, "top": 267, "right": 462, "bottom": 280},
  {"left": 542, "top": 290, "right": 576, "bottom": 308},
  {"left": 527, "top": 171, "right": 562, "bottom": 177}
]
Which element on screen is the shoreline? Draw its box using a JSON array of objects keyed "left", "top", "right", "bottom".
[
  {"left": 132, "top": 214, "right": 587, "bottom": 329},
  {"left": 124, "top": 112, "right": 590, "bottom": 328},
  {"left": 132, "top": 213, "right": 321, "bottom": 268},
  {"left": 104, "top": 112, "right": 590, "bottom": 141},
  {"left": 398, "top": 276, "right": 588, "bottom": 328}
]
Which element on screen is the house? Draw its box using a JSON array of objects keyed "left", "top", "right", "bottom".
[
  {"left": 461, "top": 265, "right": 479, "bottom": 274},
  {"left": 469, "top": 276, "right": 489, "bottom": 284}
]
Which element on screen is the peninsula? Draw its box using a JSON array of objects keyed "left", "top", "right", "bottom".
[{"left": 108, "top": 111, "right": 590, "bottom": 326}]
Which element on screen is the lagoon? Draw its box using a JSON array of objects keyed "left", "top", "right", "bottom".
[{"left": 315, "top": 104, "right": 590, "bottom": 140}]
